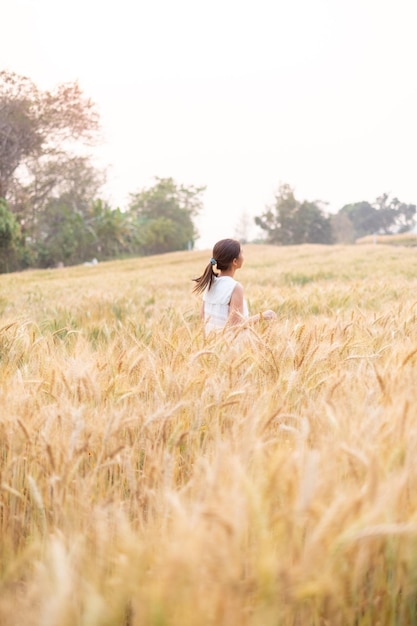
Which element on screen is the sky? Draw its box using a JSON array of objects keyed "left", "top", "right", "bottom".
[{"left": 2, "top": 0, "right": 417, "bottom": 248}]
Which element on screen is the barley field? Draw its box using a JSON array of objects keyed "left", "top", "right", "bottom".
[{"left": 1, "top": 243, "right": 417, "bottom": 626}]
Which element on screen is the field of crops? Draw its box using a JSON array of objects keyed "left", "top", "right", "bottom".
[{"left": 1, "top": 243, "right": 417, "bottom": 625}]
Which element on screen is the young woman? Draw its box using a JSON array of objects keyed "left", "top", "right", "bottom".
[{"left": 193, "top": 238, "right": 276, "bottom": 334}]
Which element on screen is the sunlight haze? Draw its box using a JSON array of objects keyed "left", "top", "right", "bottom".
[{"left": 2, "top": 0, "right": 417, "bottom": 248}]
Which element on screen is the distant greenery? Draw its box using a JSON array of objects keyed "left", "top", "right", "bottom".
[
  {"left": 0, "top": 198, "right": 22, "bottom": 272},
  {"left": 337, "top": 194, "right": 416, "bottom": 241},
  {"left": 1, "top": 69, "right": 416, "bottom": 273},
  {"left": 255, "top": 183, "right": 333, "bottom": 245},
  {"left": 254, "top": 185, "right": 416, "bottom": 246},
  {"left": 128, "top": 176, "right": 205, "bottom": 255},
  {"left": 0, "top": 71, "right": 204, "bottom": 272}
]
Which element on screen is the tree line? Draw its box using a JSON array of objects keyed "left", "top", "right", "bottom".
[
  {"left": 0, "top": 71, "right": 204, "bottom": 272},
  {"left": 1, "top": 71, "right": 416, "bottom": 273},
  {"left": 254, "top": 184, "right": 416, "bottom": 246}
]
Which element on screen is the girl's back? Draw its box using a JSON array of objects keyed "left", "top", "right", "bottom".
[{"left": 203, "top": 276, "right": 248, "bottom": 333}]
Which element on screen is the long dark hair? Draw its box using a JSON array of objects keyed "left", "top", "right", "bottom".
[{"left": 193, "top": 238, "right": 241, "bottom": 294}]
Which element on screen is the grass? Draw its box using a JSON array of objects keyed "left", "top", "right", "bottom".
[
  {"left": 1, "top": 243, "right": 417, "bottom": 625},
  {"left": 356, "top": 232, "right": 417, "bottom": 246}
]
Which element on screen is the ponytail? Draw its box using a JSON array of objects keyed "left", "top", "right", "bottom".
[{"left": 193, "top": 261, "right": 218, "bottom": 294}]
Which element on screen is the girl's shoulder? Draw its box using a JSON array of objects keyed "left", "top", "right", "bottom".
[
  {"left": 216, "top": 276, "right": 239, "bottom": 290},
  {"left": 204, "top": 275, "right": 239, "bottom": 303},
  {"left": 217, "top": 275, "right": 238, "bottom": 285}
]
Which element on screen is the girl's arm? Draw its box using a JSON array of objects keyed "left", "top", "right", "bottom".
[
  {"left": 229, "top": 283, "right": 277, "bottom": 326},
  {"left": 228, "top": 282, "right": 245, "bottom": 325}
]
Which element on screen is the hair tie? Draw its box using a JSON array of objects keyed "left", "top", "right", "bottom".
[{"left": 210, "top": 257, "right": 217, "bottom": 266}]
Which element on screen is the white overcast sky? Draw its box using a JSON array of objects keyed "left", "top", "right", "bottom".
[{"left": 2, "top": 0, "right": 417, "bottom": 247}]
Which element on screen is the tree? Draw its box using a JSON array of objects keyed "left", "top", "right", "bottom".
[
  {"left": 0, "top": 71, "right": 102, "bottom": 236},
  {"left": 18, "top": 155, "right": 109, "bottom": 267},
  {"left": 89, "top": 199, "right": 138, "bottom": 260},
  {"left": 0, "top": 198, "right": 23, "bottom": 272},
  {"left": 338, "top": 202, "right": 378, "bottom": 240},
  {"left": 339, "top": 194, "right": 416, "bottom": 240},
  {"left": 254, "top": 183, "right": 333, "bottom": 245},
  {"left": 32, "top": 195, "right": 139, "bottom": 268},
  {"left": 373, "top": 193, "right": 416, "bottom": 233},
  {"left": 128, "top": 177, "right": 205, "bottom": 255},
  {"left": 35, "top": 201, "right": 93, "bottom": 268}
]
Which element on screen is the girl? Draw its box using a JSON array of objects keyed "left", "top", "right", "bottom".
[{"left": 193, "top": 238, "right": 276, "bottom": 334}]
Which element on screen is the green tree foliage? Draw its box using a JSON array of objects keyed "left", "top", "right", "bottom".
[
  {"left": 339, "top": 194, "right": 416, "bottom": 240},
  {"left": 35, "top": 200, "right": 93, "bottom": 268},
  {"left": 0, "top": 198, "right": 23, "bottom": 272},
  {"left": 33, "top": 196, "right": 138, "bottom": 268},
  {"left": 21, "top": 156, "right": 105, "bottom": 267},
  {"left": 90, "top": 200, "right": 138, "bottom": 260},
  {"left": 128, "top": 177, "right": 205, "bottom": 255},
  {"left": 254, "top": 183, "right": 332, "bottom": 245}
]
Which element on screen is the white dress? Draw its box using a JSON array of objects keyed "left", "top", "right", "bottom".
[{"left": 203, "top": 276, "right": 249, "bottom": 334}]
